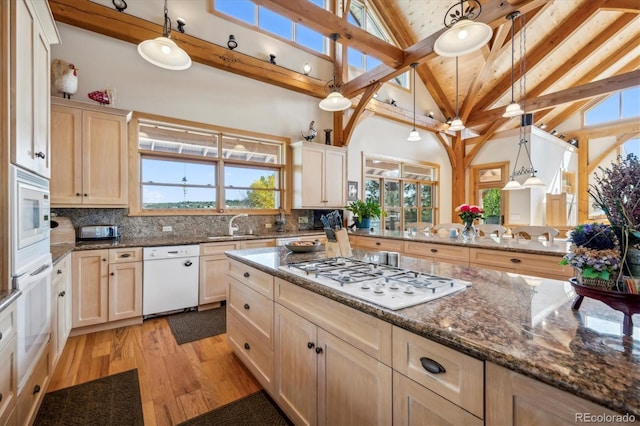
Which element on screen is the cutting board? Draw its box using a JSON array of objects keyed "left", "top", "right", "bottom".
[{"left": 50, "top": 216, "right": 75, "bottom": 245}]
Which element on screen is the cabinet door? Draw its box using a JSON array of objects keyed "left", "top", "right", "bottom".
[
  {"left": 0, "top": 336, "right": 17, "bottom": 425},
  {"left": 323, "top": 149, "right": 346, "bottom": 207},
  {"left": 72, "top": 250, "right": 109, "bottom": 327},
  {"left": 274, "top": 305, "right": 317, "bottom": 426},
  {"left": 108, "top": 262, "right": 142, "bottom": 321},
  {"left": 82, "top": 110, "right": 127, "bottom": 205},
  {"left": 318, "top": 329, "right": 392, "bottom": 426},
  {"left": 199, "top": 255, "right": 228, "bottom": 305},
  {"left": 300, "top": 146, "right": 325, "bottom": 207},
  {"left": 32, "top": 21, "right": 51, "bottom": 178},
  {"left": 51, "top": 105, "right": 83, "bottom": 204}
]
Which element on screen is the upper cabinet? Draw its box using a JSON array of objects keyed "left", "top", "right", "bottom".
[
  {"left": 10, "top": 0, "right": 59, "bottom": 178},
  {"left": 50, "top": 98, "right": 131, "bottom": 207},
  {"left": 291, "top": 141, "right": 346, "bottom": 209}
]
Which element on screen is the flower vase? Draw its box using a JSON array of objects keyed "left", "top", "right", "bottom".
[{"left": 461, "top": 222, "right": 476, "bottom": 241}]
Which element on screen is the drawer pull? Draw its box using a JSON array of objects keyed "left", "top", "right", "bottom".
[
  {"left": 430, "top": 248, "right": 438, "bottom": 253},
  {"left": 0, "top": 331, "right": 2, "bottom": 340},
  {"left": 33, "top": 384, "right": 41, "bottom": 395},
  {"left": 244, "top": 342, "right": 250, "bottom": 350},
  {"left": 57, "top": 269, "right": 63, "bottom": 275},
  {"left": 120, "top": 253, "right": 131, "bottom": 258},
  {"left": 420, "top": 357, "right": 446, "bottom": 374},
  {"left": 375, "top": 242, "right": 381, "bottom": 246},
  {"left": 35, "top": 151, "right": 46, "bottom": 159},
  {"left": 243, "top": 272, "right": 250, "bottom": 278},
  {"left": 315, "top": 347, "right": 323, "bottom": 354},
  {"left": 307, "top": 342, "right": 315, "bottom": 349},
  {"left": 0, "top": 392, "right": 2, "bottom": 402},
  {"left": 59, "top": 291, "right": 66, "bottom": 297},
  {"left": 243, "top": 303, "right": 250, "bottom": 310},
  {"left": 510, "top": 258, "right": 522, "bottom": 264}
]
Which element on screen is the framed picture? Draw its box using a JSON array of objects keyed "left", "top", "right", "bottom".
[{"left": 348, "top": 181, "right": 358, "bottom": 201}]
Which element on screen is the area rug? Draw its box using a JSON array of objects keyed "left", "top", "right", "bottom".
[
  {"left": 177, "top": 390, "right": 293, "bottom": 426},
  {"left": 167, "top": 306, "right": 226, "bottom": 345},
  {"left": 34, "top": 369, "right": 143, "bottom": 426}
]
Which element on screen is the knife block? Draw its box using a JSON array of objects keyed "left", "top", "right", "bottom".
[{"left": 325, "top": 229, "right": 352, "bottom": 258}]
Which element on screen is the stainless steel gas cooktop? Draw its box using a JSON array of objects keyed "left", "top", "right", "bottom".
[{"left": 280, "top": 257, "right": 469, "bottom": 310}]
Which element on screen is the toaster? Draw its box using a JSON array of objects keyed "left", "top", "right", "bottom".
[{"left": 77, "top": 225, "right": 120, "bottom": 240}]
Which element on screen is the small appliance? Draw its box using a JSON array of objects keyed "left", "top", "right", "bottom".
[{"left": 77, "top": 225, "right": 120, "bottom": 241}]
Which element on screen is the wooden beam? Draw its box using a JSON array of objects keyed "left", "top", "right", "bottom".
[
  {"left": 567, "top": 117, "right": 640, "bottom": 139},
  {"left": 587, "top": 133, "right": 640, "bottom": 174},
  {"left": 577, "top": 139, "right": 589, "bottom": 224},
  {"left": 361, "top": 99, "right": 449, "bottom": 133},
  {"left": 436, "top": 132, "right": 456, "bottom": 170},
  {"left": 49, "top": 0, "right": 327, "bottom": 98},
  {"left": 463, "top": 118, "right": 510, "bottom": 168},
  {"left": 466, "top": 70, "right": 640, "bottom": 127},
  {"left": 600, "top": 0, "right": 640, "bottom": 13},
  {"left": 451, "top": 133, "right": 465, "bottom": 216},
  {"left": 254, "top": 0, "right": 404, "bottom": 67},
  {"left": 342, "top": 83, "right": 381, "bottom": 146}
]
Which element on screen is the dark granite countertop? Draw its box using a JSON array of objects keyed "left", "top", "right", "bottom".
[
  {"left": 350, "top": 229, "right": 571, "bottom": 256},
  {"left": 226, "top": 247, "right": 639, "bottom": 416}
]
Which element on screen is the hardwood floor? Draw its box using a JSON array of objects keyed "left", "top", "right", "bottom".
[{"left": 48, "top": 311, "right": 261, "bottom": 425}]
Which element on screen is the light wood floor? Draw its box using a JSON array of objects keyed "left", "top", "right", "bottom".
[{"left": 48, "top": 310, "right": 261, "bottom": 426}]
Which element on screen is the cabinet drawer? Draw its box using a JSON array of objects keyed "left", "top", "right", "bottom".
[
  {"left": 228, "top": 277, "right": 273, "bottom": 349},
  {"left": 0, "top": 335, "right": 17, "bottom": 425},
  {"left": 18, "top": 343, "right": 50, "bottom": 425},
  {"left": 356, "top": 236, "right": 403, "bottom": 252},
  {"left": 470, "top": 248, "right": 570, "bottom": 279},
  {"left": 393, "top": 372, "right": 483, "bottom": 426},
  {"left": 0, "top": 300, "right": 17, "bottom": 353},
  {"left": 200, "top": 242, "right": 240, "bottom": 256},
  {"left": 228, "top": 259, "right": 274, "bottom": 299},
  {"left": 404, "top": 242, "right": 470, "bottom": 264},
  {"left": 275, "top": 278, "right": 392, "bottom": 365},
  {"left": 392, "top": 326, "right": 483, "bottom": 418},
  {"left": 241, "top": 239, "right": 276, "bottom": 249},
  {"left": 109, "top": 247, "right": 142, "bottom": 263},
  {"left": 227, "top": 313, "right": 274, "bottom": 394}
]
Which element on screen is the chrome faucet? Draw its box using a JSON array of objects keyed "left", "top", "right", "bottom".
[{"left": 228, "top": 213, "right": 248, "bottom": 236}]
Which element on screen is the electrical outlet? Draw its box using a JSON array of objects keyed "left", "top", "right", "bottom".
[
  {"left": 265, "top": 223, "right": 272, "bottom": 228},
  {"left": 162, "top": 226, "right": 172, "bottom": 232},
  {"left": 298, "top": 217, "right": 309, "bottom": 225}
]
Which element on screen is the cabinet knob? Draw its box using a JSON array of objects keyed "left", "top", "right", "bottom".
[
  {"left": 307, "top": 342, "right": 315, "bottom": 349},
  {"left": 430, "top": 248, "right": 438, "bottom": 253},
  {"left": 84, "top": 193, "right": 88, "bottom": 197},
  {"left": 244, "top": 342, "right": 250, "bottom": 350},
  {"left": 102, "top": 258, "right": 107, "bottom": 261},
  {"left": 510, "top": 258, "right": 522, "bottom": 264},
  {"left": 35, "top": 151, "right": 46, "bottom": 159},
  {"left": 243, "top": 272, "right": 250, "bottom": 278},
  {"left": 243, "top": 303, "right": 250, "bottom": 310},
  {"left": 33, "top": 384, "right": 41, "bottom": 395},
  {"left": 76, "top": 193, "right": 81, "bottom": 196},
  {"left": 57, "top": 269, "right": 63, "bottom": 275},
  {"left": 420, "top": 357, "right": 446, "bottom": 374},
  {"left": 315, "top": 347, "right": 323, "bottom": 354},
  {"left": 375, "top": 242, "right": 381, "bottom": 246},
  {"left": 59, "top": 291, "right": 66, "bottom": 297},
  {"left": 110, "top": 272, "right": 115, "bottom": 276}
]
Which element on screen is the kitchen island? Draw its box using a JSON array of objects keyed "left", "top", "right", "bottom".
[{"left": 226, "top": 246, "right": 639, "bottom": 422}]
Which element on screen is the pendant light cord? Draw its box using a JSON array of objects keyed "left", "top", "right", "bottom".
[
  {"left": 163, "top": 0, "right": 171, "bottom": 38},
  {"left": 509, "top": 15, "right": 516, "bottom": 104},
  {"left": 455, "top": 56, "right": 459, "bottom": 117},
  {"left": 412, "top": 64, "right": 417, "bottom": 130}
]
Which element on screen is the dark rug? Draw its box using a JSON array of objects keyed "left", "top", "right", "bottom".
[
  {"left": 178, "top": 390, "right": 293, "bottom": 426},
  {"left": 167, "top": 306, "right": 226, "bottom": 345},
  {"left": 34, "top": 369, "right": 143, "bottom": 426}
]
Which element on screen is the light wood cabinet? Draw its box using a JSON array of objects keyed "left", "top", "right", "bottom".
[
  {"left": 241, "top": 239, "right": 276, "bottom": 249},
  {"left": 0, "top": 301, "right": 17, "bottom": 425},
  {"left": 486, "top": 362, "right": 622, "bottom": 425},
  {"left": 10, "top": 0, "right": 58, "bottom": 178},
  {"left": 470, "top": 247, "right": 572, "bottom": 280},
  {"left": 50, "top": 253, "right": 72, "bottom": 371},
  {"left": 50, "top": 98, "right": 131, "bottom": 207},
  {"left": 353, "top": 235, "right": 404, "bottom": 253},
  {"left": 291, "top": 141, "right": 347, "bottom": 209},
  {"left": 200, "top": 242, "right": 240, "bottom": 306},
  {"left": 17, "top": 340, "right": 50, "bottom": 426},
  {"left": 72, "top": 248, "right": 142, "bottom": 332},
  {"left": 404, "top": 241, "right": 470, "bottom": 266},
  {"left": 274, "top": 279, "right": 392, "bottom": 426}
]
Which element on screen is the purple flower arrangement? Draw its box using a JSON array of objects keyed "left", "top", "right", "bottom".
[{"left": 561, "top": 223, "right": 621, "bottom": 281}]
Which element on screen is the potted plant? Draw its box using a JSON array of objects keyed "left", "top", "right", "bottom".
[
  {"left": 482, "top": 188, "right": 501, "bottom": 224},
  {"left": 345, "top": 199, "right": 385, "bottom": 229}
]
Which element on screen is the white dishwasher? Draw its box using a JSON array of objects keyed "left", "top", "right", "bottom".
[{"left": 143, "top": 245, "right": 200, "bottom": 317}]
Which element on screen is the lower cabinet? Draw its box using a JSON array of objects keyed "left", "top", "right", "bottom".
[
  {"left": 17, "top": 341, "right": 50, "bottom": 425},
  {"left": 470, "top": 248, "right": 572, "bottom": 280},
  {"left": 0, "top": 301, "right": 17, "bottom": 425},
  {"left": 51, "top": 253, "right": 72, "bottom": 370},
  {"left": 404, "top": 241, "right": 470, "bottom": 266}
]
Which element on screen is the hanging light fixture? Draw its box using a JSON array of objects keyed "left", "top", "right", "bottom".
[
  {"left": 319, "top": 33, "right": 351, "bottom": 112},
  {"left": 503, "top": 11, "right": 523, "bottom": 118},
  {"left": 434, "top": 0, "right": 493, "bottom": 57},
  {"left": 448, "top": 56, "right": 465, "bottom": 132},
  {"left": 137, "top": 0, "right": 192, "bottom": 71},
  {"left": 408, "top": 63, "right": 422, "bottom": 141}
]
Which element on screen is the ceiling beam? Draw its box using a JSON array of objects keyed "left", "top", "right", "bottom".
[
  {"left": 254, "top": 0, "right": 404, "bottom": 67},
  {"left": 587, "top": 132, "right": 640, "bottom": 174},
  {"left": 49, "top": 0, "right": 327, "bottom": 98},
  {"left": 465, "top": 70, "right": 640, "bottom": 127},
  {"left": 343, "top": 83, "right": 381, "bottom": 146},
  {"left": 600, "top": 0, "right": 640, "bottom": 13},
  {"left": 360, "top": 99, "right": 449, "bottom": 134},
  {"left": 566, "top": 117, "right": 640, "bottom": 139}
]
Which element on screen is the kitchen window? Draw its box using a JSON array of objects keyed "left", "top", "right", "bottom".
[
  {"left": 130, "top": 114, "right": 287, "bottom": 215},
  {"left": 363, "top": 156, "right": 438, "bottom": 231}
]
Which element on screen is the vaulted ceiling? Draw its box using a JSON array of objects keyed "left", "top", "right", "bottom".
[{"left": 49, "top": 0, "right": 640, "bottom": 150}]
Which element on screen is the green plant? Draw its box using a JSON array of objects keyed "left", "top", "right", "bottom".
[
  {"left": 345, "top": 199, "right": 386, "bottom": 219},
  {"left": 482, "top": 188, "right": 501, "bottom": 217}
]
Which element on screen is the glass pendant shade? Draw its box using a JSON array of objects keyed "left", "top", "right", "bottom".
[
  {"left": 408, "top": 129, "right": 421, "bottom": 141},
  {"left": 502, "top": 179, "right": 523, "bottom": 191},
  {"left": 319, "top": 91, "right": 351, "bottom": 111},
  {"left": 523, "top": 175, "right": 545, "bottom": 188},
  {"left": 138, "top": 37, "right": 192, "bottom": 70},
  {"left": 503, "top": 101, "right": 524, "bottom": 118},
  {"left": 434, "top": 20, "right": 492, "bottom": 57},
  {"left": 449, "top": 117, "right": 464, "bottom": 131}
]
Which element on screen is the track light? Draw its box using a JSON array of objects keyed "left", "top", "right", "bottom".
[
  {"left": 428, "top": 112, "right": 434, "bottom": 119},
  {"left": 227, "top": 35, "right": 237, "bottom": 50},
  {"left": 112, "top": 0, "right": 127, "bottom": 12},
  {"left": 539, "top": 123, "right": 547, "bottom": 129},
  {"left": 551, "top": 130, "right": 558, "bottom": 135},
  {"left": 176, "top": 17, "right": 186, "bottom": 33},
  {"left": 302, "top": 63, "right": 311, "bottom": 75},
  {"left": 269, "top": 54, "right": 276, "bottom": 65},
  {"left": 559, "top": 134, "right": 566, "bottom": 139}
]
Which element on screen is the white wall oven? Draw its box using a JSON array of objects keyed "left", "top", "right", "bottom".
[{"left": 10, "top": 164, "right": 51, "bottom": 276}]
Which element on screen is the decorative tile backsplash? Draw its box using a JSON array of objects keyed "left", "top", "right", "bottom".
[{"left": 52, "top": 208, "right": 318, "bottom": 239}]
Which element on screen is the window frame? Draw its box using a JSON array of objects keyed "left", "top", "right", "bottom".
[
  {"left": 582, "top": 86, "right": 640, "bottom": 127},
  {"left": 129, "top": 112, "right": 290, "bottom": 216}
]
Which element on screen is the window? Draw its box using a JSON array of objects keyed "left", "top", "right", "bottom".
[
  {"left": 469, "top": 163, "right": 510, "bottom": 225},
  {"left": 213, "top": 0, "right": 327, "bottom": 54},
  {"left": 132, "top": 114, "right": 287, "bottom": 215},
  {"left": 363, "top": 157, "right": 438, "bottom": 231},
  {"left": 584, "top": 86, "right": 640, "bottom": 126}
]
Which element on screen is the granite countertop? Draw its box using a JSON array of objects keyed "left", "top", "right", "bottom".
[
  {"left": 351, "top": 229, "right": 571, "bottom": 256},
  {"left": 226, "top": 246, "right": 639, "bottom": 416}
]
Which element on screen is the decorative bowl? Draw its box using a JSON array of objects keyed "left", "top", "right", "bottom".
[{"left": 284, "top": 241, "right": 322, "bottom": 253}]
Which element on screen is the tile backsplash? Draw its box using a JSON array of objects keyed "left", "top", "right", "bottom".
[{"left": 52, "top": 208, "right": 321, "bottom": 239}]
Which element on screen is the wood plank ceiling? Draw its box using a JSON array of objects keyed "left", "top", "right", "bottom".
[{"left": 50, "top": 0, "right": 639, "bottom": 150}]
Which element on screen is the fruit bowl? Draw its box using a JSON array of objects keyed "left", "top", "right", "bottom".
[{"left": 284, "top": 241, "right": 322, "bottom": 253}]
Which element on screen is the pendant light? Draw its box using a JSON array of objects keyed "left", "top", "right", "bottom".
[
  {"left": 408, "top": 63, "right": 422, "bottom": 141},
  {"left": 319, "top": 33, "right": 351, "bottom": 112},
  {"left": 138, "top": 0, "right": 192, "bottom": 71},
  {"left": 434, "top": 0, "right": 493, "bottom": 57},
  {"left": 448, "top": 57, "right": 465, "bottom": 132},
  {"left": 503, "top": 12, "right": 523, "bottom": 118}
]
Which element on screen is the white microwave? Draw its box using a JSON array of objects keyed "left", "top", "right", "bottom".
[{"left": 11, "top": 164, "right": 51, "bottom": 277}]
